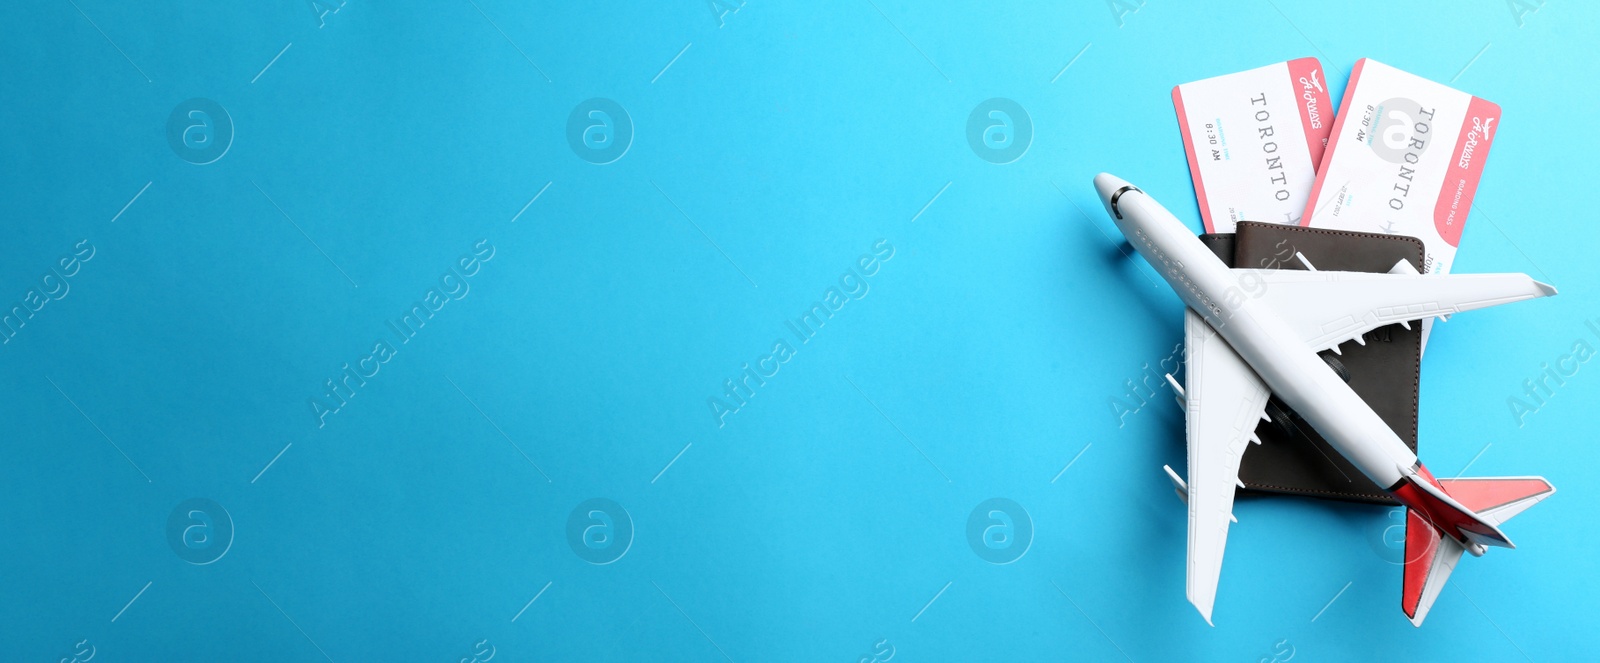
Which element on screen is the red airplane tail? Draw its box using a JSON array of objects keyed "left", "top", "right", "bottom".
[
  {"left": 1394, "top": 467, "right": 1524, "bottom": 548},
  {"left": 1395, "top": 470, "right": 1554, "bottom": 625}
]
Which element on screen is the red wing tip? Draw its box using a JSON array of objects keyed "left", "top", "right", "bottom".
[
  {"left": 1437, "top": 476, "right": 1556, "bottom": 513},
  {"left": 1402, "top": 597, "right": 1426, "bottom": 626}
]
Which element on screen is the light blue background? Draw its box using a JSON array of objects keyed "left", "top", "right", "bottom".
[{"left": 2, "top": 1, "right": 1594, "bottom": 660}]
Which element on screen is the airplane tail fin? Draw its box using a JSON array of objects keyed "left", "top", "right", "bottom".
[{"left": 1399, "top": 475, "right": 1555, "bottom": 625}]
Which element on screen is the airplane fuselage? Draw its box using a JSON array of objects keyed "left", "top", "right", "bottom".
[{"left": 1102, "top": 181, "right": 1415, "bottom": 490}]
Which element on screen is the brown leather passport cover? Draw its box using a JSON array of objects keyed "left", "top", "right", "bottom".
[{"left": 1199, "top": 222, "right": 1425, "bottom": 504}]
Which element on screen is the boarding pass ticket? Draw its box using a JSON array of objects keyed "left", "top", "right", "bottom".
[
  {"left": 1173, "top": 57, "right": 1334, "bottom": 233},
  {"left": 1302, "top": 58, "right": 1500, "bottom": 276}
]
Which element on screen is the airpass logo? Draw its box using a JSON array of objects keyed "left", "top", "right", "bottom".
[
  {"left": 1299, "top": 69, "right": 1325, "bottom": 130},
  {"left": 1303, "top": 69, "right": 1323, "bottom": 93},
  {"left": 1459, "top": 116, "right": 1495, "bottom": 170}
]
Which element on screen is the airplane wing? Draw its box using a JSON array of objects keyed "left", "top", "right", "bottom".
[
  {"left": 1401, "top": 477, "right": 1555, "bottom": 625},
  {"left": 1241, "top": 268, "right": 1555, "bottom": 353},
  {"left": 1180, "top": 307, "right": 1273, "bottom": 624}
]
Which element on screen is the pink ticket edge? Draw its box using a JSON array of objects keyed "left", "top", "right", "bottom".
[
  {"left": 1171, "top": 85, "right": 1216, "bottom": 233},
  {"left": 1301, "top": 58, "right": 1370, "bottom": 226},
  {"left": 1285, "top": 57, "right": 1334, "bottom": 169},
  {"left": 1433, "top": 97, "right": 1502, "bottom": 248}
]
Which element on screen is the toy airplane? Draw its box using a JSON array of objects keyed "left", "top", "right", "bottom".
[{"left": 1092, "top": 173, "right": 1557, "bottom": 626}]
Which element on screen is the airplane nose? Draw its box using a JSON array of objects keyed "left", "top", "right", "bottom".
[
  {"left": 1094, "top": 173, "right": 1130, "bottom": 202},
  {"left": 1093, "top": 172, "right": 1134, "bottom": 220}
]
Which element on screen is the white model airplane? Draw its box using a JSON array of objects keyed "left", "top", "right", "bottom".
[{"left": 1093, "top": 173, "right": 1557, "bottom": 626}]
